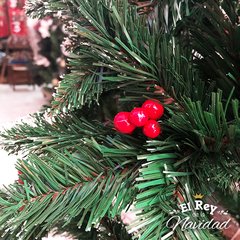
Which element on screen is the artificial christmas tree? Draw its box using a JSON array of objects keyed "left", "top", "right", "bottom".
[{"left": 0, "top": 0, "right": 240, "bottom": 240}]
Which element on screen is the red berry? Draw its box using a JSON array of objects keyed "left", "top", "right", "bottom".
[
  {"left": 18, "top": 179, "right": 24, "bottom": 185},
  {"left": 129, "top": 108, "right": 149, "bottom": 127},
  {"left": 143, "top": 120, "right": 161, "bottom": 139},
  {"left": 114, "top": 112, "right": 136, "bottom": 134},
  {"left": 142, "top": 100, "right": 164, "bottom": 120}
]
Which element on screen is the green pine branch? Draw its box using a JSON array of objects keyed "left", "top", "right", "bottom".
[
  {"left": 27, "top": 0, "right": 207, "bottom": 114},
  {"left": 0, "top": 151, "right": 138, "bottom": 240},
  {"left": 175, "top": 0, "right": 240, "bottom": 97},
  {"left": 0, "top": 114, "right": 109, "bottom": 155}
]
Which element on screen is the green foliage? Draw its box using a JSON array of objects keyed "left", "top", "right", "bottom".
[
  {"left": 0, "top": 142, "right": 139, "bottom": 239},
  {"left": 165, "top": 91, "right": 240, "bottom": 194},
  {"left": 168, "top": 90, "right": 240, "bottom": 152},
  {"left": 175, "top": 0, "right": 240, "bottom": 96},
  {"left": 28, "top": 0, "right": 207, "bottom": 113},
  {"left": 54, "top": 216, "right": 132, "bottom": 240}
]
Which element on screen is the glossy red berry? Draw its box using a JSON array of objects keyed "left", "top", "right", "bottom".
[
  {"left": 129, "top": 108, "right": 149, "bottom": 127},
  {"left": 143, "top": 120, "right": 161, "bottom": 139},
  {"left": 142, "top": 100, "right": 164, "bottom": 120},
  {"left": 114, "top": 112, "right": 136, "bottom": 134}
]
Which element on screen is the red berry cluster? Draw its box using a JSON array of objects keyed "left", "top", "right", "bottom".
[{"left": 114, "top": 100, "right": 164, "bottom": 139}]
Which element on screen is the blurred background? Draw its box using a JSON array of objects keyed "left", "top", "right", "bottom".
[{"left": 0, "top": 0, "right": 69, "bottom": 238}]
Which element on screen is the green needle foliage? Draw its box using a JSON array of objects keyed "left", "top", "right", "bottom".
[
  {"left": 175, "top": 0, "right": 240, "bottom": 96},
  {"left": 1, "top": 0, "right": 240, "bottom": 239}
]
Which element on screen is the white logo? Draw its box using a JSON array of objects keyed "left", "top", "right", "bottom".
[{"left": 166, "top": 194, "right": 230, "bottom": 232}]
